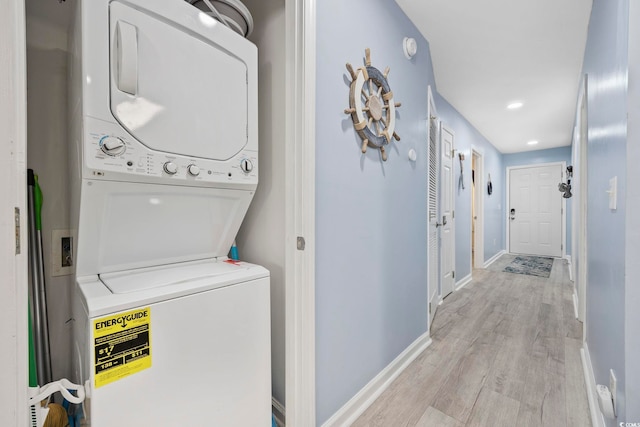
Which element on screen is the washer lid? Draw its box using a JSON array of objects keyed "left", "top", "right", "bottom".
[{"left": 100, "top": 259, "right": 251, "bottom": 294}]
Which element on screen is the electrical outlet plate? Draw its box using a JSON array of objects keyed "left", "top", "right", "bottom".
[
  {"left": 610, "top": 369, "right": 617, "bottom": 416},
  {"left": 51, "top": 229, "right": 75, "bottom": 277}
]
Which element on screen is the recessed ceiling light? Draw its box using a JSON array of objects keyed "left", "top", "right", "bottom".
[
  {"left": 527, "top": 140, "right": 539, "bottom": 145},
  {"left": 507, "top": 102, "right": 523, "bottom": 110}
]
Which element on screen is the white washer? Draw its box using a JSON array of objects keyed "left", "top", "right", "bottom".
[
  {"left": 74, "top": 259, "right": 270, "bottom": 426},
  {"left": 68, "top": 0, "right": 270, "bottom": 425}
]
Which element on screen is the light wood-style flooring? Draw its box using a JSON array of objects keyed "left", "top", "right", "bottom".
[{"left": 353, "top": 257, "right": 591, "bottom": 427}]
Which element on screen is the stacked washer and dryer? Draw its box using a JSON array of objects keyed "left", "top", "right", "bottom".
[{"left": 69, "top": 0, "right": 270, "bottom": 425}]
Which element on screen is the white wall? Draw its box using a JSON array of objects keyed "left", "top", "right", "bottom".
[
  {"left": 236, "top": 0, "right": 287, "bottom": 407},
  {"left": 0, "top": 0, "right": 29, "bottom": 424},
  {"left": 25, "top": 4, "right": 74, "bottom": 383},
  {"left": 26, "top": 46, "right": 73, "bottom": 381}
]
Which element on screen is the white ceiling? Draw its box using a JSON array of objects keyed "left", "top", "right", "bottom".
[{"left": 396, "top": 0, "right": 592, "bottom": 154}]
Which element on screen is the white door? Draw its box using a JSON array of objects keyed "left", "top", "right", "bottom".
[
  {"left": 509, "top": 164, "right": 563, "bottom": 257},
  {"left": 439, "top": 124, "right": 455, "bottom": 299},
  {"left": 427, "top": 87, "right": 439, "bottom": 326}
]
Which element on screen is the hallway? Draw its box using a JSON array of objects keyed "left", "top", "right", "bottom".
[{"left": 353, "top": 258, "right": 591, "bottom": 426}]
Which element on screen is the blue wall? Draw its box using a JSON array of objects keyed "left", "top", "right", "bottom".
[
  {"left": 315, "top": 0, "right": 433, "bottom": 423},
  {"left": 503, "top": 146, "right": 572, "bottom": 255},
  {"left": 579, "top": 0, "right": 629, "bottom": 423},
  {"left": 625, "top": 0, "right": 640, "bottom": 419},
  {"left": 434, "top": 94, "right": 505, "bottom": 282}
]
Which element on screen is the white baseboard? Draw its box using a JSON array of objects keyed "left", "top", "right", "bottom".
[
  {"left": 321, "top": 333, "right": 432, "bottom": 427},
  {"left": 565, "top": 255, "right": 574, "bottom": 281},
  {"left": 581, "top": 342, "right": 605, "bottom": 427},
  {"left": 572, "top": 291, "right": 579, "bottom": 320},
  {"left": 272, "top": 397, "right": 285, "bottom": 427},
  {"left": 455, "top": 274, "right": 472, "bottom": 291},
  {"left": 483, "top": 250, "right": 506, "bottom": 268}
]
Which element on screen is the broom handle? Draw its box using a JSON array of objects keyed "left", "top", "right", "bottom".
[{"left": 27, "top": 169, "right": 53, "bottom": 385}]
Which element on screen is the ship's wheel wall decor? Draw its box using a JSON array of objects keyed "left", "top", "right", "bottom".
[{"left": 344, "top": 48, "right": 401, "bottom": 161}]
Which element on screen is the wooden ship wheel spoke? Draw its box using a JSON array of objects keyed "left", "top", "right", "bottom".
[{"left": 344, "top": 48, "right": 401, "bottom": 161}]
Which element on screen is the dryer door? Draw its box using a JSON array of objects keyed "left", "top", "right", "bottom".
[{"left": 109, "top": 1, "right": 250, "bottom": 161}]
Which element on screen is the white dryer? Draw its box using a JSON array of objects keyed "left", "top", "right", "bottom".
[{"left": 68, "top": 0, "right": 270, "bottom": 425}]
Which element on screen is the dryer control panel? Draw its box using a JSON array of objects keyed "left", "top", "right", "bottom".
[{"left": 84, "top": 118, "right": 258, "bottom": 187}]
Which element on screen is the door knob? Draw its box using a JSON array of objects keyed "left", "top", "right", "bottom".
[
  {"left": 435, "top": 215, "right": 447, "bottom": 228},
  {"left": 510, "top": 208, "right": 516, "bottom": 220}
]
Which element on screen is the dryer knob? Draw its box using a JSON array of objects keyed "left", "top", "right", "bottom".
[
  {"left": 100, "top": 136, "right": 126, "bottom": 156},
  {"left": 240, "top": 159, "right": 253, "bottom": 173},
  {"left": 163, "top": 162, "right": 178, "bottom": 175},
  {"left": 187, "top": 164, "right": 200, "bottom": 176}
]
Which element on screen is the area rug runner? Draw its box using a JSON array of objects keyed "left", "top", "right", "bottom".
[{"left": 503, "top": 255, "right": 554, "bottom": 278}]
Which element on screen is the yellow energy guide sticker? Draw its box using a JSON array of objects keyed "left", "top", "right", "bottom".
[{"left": 93, "top": 307, "right": 152, "bottom": 388}]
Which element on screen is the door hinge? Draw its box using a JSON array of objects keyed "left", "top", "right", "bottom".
[
  {"left": 561, "top": 244, "right": 563, "bottom": 251},
  {"left": 297, "top": 236, "right": 306, "bottom": 251},
  {"left": 14, "top": 207, "right": 21, "bottom": 254},
  {"left": 452, "top": 210, "right": 455, "bottom": 219},
  {"left": 429, "top": 302, "right": 432, "bottom": 314},
  {"left": 452, "top": 271, "right": 455, "bottom": 279}
]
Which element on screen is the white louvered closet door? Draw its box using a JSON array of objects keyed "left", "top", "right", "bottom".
[{"left": 427, "top": 87, "right": 439, "bottom": 327}]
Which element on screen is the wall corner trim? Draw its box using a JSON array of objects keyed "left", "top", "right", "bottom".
[
  {"left": 455, "top": 274, "right": 472, "bottom": 291},
  {"left": 321, "top": 333, "right": 432, "bottom": 427},
  {"left": 581, "top": 343, "right": 605, "bottom": 427},
  {"left": 483, "top": 250, "right": 506, "bottom": 268}
]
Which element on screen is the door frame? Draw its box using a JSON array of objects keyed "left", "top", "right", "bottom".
[
  {"left": 285, "top": 0, "right": 316, "bottom": 424},
  {"left": 0, "top": 0, "right": 29, "bottom": 424},
  {"left": 505, "top": 161, "right": 567, "bottom": 257},
  {"left": 572, "top": 75, "right": 588, "bottom": 323},
  {"left": 471, "top": 147, "right": 484, "bottom": 270},
  {"left": 438, "top": 122, "right": 455, "bottom": 301},
  {"left": 426, "top": 85, "right": 439, "bottom": 327}
]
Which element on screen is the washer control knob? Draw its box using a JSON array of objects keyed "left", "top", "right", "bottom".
[
  {"left": 187, "top": 164, "right": 200, "bottom": 176},
  {"left": 163, "top": 162, "right": 178, "bottom": 175},
  {"left": 240, "top": 159, "right": 253, "bottom": 173},
  {"left": 100, "top": 136, "right": 126, "bottom": 156}
]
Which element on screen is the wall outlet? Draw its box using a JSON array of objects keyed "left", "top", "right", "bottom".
[
  {"left": 51, "top": 229, "right": 74, "bottom": 277},
  {"left": 610, "top": 369, "right": 617, "bottom": 416}
]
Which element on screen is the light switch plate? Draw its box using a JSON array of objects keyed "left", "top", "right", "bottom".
[
  {"left": 51, "top": 229, "right": 74, "bottom": 277},
  {"left": 608, "top": 176, "right": 617, "bottom": 210}
]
